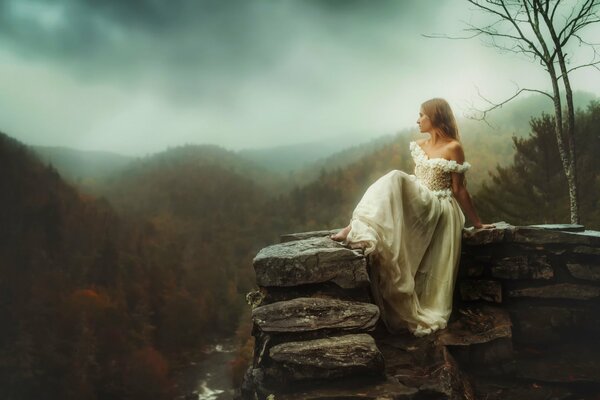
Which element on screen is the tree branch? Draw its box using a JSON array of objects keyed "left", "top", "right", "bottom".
[{"left": 467, "top": 85, "right": 554, "bottom": 124}]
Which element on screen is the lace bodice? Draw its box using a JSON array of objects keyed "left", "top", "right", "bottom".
[{"left": 409, "top": 141, "right": 471, "bottom": 199}]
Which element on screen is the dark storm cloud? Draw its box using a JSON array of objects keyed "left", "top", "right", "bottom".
[
  {"left": 7, "top": 0, "right": 593, "bottom": 155},
  {"left": 0, "top": 0, "right": 424, "bottom": 78}
]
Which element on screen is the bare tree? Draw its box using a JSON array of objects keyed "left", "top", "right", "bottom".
[{"left": 427, "top": 0, "right": 600, "bottom": 224}]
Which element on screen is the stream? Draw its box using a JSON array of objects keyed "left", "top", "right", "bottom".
[{"left": 175, "top": 337, "right": 239, "bottom": 400}]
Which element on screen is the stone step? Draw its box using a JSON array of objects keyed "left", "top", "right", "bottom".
[
  {"left": 253, "top": 236, "right": 370, "bottom": 289},
  {"left": 252, "top": 297, "right": 380, "bottom": 334},
  {"left": 566, "top": 262, "right": 600, "bottom": 281},
  {"left": 262, "top": 334, "right": 385, "bottom": 385},
  {"left": 489, "top": 254, "right": 554, "bottom": 280},
  {"left": 507, "top": 282, "right": 600, "bottom": 300}
]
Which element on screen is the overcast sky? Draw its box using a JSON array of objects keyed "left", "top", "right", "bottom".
[{"left": 0, "top": 0, "right": 599, "bottom": 156}]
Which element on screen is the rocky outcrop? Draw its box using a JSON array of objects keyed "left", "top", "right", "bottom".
[
  {"left": 238, "top": 223, "right": 600, "bottom": 399},
  {"left": 252, "top": 297, "right": 380, "bottom": 334}
]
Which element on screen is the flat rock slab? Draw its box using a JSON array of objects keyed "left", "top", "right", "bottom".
[
  {"left": 566, "top": 262, "right": 600, "bottom": 281},
  {"left": 267, "top": 333, "right": 385, "bottom": 382},
  {"left": 512, "top": 227, "right": 600, "bottom": 246},
  {"left": 508, "top": 283, "right": 600, "bottom": 300},
  {"left": 572, "top": 245, "right": 600, "bottom": 256},
  {"left": 253, "top": 236, "right": 369, "bottom": 289},
  {"left": 490, "top": 255, "right": 554, "bottom": 280},
  {"left": 258, "top": 284, "right": 373, "bottom": 306},
  {"left": 462, "top": 222, "right": 600, "bottom": 246},
  {"left": 462, "top": 221, "right": 514, "bottom": 245},
  {"left": 526, "top": 224, "right": 585, "bottom": 232},
  {"left": 252, "top": 297, "right": 380, "bottom": 334}
]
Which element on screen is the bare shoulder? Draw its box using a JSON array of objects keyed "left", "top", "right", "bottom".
[
  {"left": 415, "top": 138, "right": 427, "bottom": 146},
  {"left": 445, "top": 140, "right": 465, "bottom": 163}
]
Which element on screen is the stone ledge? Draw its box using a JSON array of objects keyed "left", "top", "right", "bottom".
[
  {"left": 507, "top": 282, "right": 600, "bottom": 300},
  {"left": 241, "top": 223, "right": 600, "bottom": 400},
  {"left": 252, "top": 297, "right": 380, "bottom": 334},
  {"left": 566, "top": 262, "right": 600, "bottom": 281},
  {"left": 462, "top": 221, "right": 600, "bottom": 246},
  {"left": 265, "top": 334, "right": 385, "bottom": 383},
  {"left": 489, "top": 254, "right": 554, "bottom": 280},
  {"left": 253, "top": 236, "right": 369, "bottom": 289}
]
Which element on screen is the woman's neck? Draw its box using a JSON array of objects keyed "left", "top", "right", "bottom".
[{"left": 426, "top": 131, "right": 447, "bottom": 146}]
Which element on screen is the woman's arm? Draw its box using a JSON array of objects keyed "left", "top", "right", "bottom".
[{"left": 447, "top": 143, "right": 495, "bottom": 229}]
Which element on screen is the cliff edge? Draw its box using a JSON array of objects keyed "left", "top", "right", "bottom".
[{"left": 238, "top": 222, "right": 600, "bottom": 399}]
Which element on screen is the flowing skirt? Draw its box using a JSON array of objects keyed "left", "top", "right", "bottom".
[{"left": 344, "top": 170, "right": 466, "bottom": 337}]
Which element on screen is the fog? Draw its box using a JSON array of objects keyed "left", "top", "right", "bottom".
[{"left": 0, "top": 0, "right": 598, "bottom": 155}]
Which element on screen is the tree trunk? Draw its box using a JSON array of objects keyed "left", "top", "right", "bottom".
[{"left": 536, "top": 0, "right": 580, "bottom": 224}]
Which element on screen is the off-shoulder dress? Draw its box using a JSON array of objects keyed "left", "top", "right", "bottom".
[{"left": 343, "top": 140, "right": 471, "bottom": 337}]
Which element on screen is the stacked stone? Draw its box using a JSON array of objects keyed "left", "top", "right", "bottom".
[
  {"left": 238, "top": 223, "right": 600, "bottom": 399},
  {"left": 456, "top": 222, "right": 600, "bottom": 395},
  {"left": 242, "top": 232, "right": 388, "bottom": 398}
]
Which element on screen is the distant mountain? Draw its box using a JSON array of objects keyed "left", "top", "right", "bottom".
[
  {"left": 31, "top": 145, "right": 134, "bottom": 186},
  {"left": 236, "top": 131, "right": 395, "bottom": 174},
  {"left": 282, "top": 131, "right": 409, "bottom": 188},
  {"left": 98, "top": 143, "right": 287, "bottom": 197}
]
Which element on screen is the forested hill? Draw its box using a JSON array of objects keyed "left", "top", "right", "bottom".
[
  {"left": 32, "top": 145, "right": 133, "bottom": 187},
  {"left": 0, "top": 132, "right": 254, "bottom": 399},
  {"left": 96, "top": 144, "right": 277, "bottom": 306},
  {"left": 100, "top": 144, "right": 285, "bottom": 195}
]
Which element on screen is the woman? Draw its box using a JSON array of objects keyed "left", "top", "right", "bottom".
[{"left": 330, "top": 98, "right": 494, "bottom": 337}]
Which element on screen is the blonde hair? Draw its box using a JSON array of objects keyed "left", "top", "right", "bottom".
[{"left": 421, "top": 98, "right": 461, "bottom": 141}]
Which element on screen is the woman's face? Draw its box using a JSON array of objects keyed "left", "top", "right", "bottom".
[{"left": 417, "top": 108, "right": 433, "bottom": 133}]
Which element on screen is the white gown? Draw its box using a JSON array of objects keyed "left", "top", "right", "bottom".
[{"left": 344, "top": 140, "right": 471, "bottom": 337}]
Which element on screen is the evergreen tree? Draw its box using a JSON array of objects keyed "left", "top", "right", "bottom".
[{"left": 474, "top": 101, "right": 600, "bottom": 229}]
